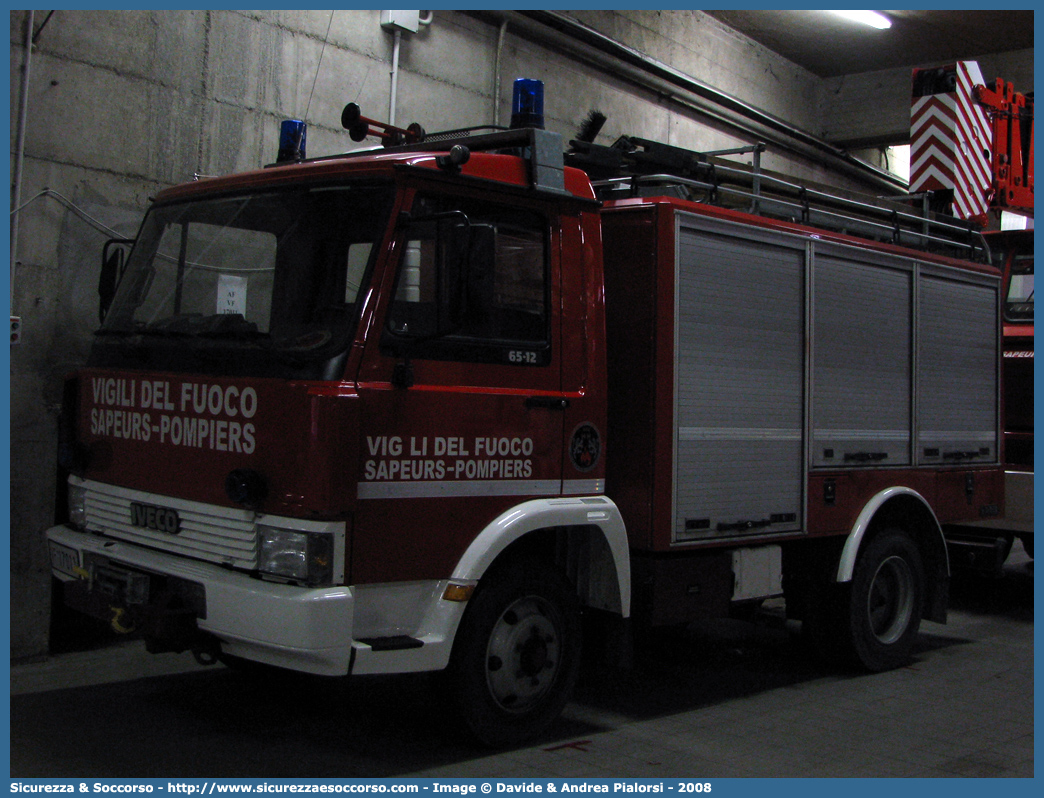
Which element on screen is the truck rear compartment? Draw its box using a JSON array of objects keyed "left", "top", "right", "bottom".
[{"left": 602, "top": 200, "right": 1001, "bottom": 556}]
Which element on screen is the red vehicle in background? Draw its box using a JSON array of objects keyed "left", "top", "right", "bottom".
[
  {"left": 979, "top": 75, "right": 1033, "bottom": 561},
  {"left": 997, "top": 229, "right": 1032, "bottom": 552}
]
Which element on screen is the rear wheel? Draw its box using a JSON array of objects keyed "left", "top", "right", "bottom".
[
  {"left": 842, "top": 529, "right": 925, "bottom": 671},
  {"left": 447, "top": 558, "right": 581, "bottom": 747}
]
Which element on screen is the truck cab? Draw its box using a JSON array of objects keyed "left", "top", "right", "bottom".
[{"left": 50, "top": 129, "right": 631, "bottom": 745}]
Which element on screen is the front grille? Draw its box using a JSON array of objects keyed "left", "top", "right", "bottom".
[{"left": 81, "top": 481, "right": 259, "bottom": 570}]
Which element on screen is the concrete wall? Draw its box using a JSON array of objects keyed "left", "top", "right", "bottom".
[
  {"left": 552, "top": 10, "right": 821, "bottom": 163},
  {"left": 821, "top": 48, "right": 1034, "bottom": 147},
  {"left": 7, "top": 9, "right": 1032, "bottom": 659}
]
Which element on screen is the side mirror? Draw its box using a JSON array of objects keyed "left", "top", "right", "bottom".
[{"left": 99, "top": 238, "right": 134, "bottom": 324}]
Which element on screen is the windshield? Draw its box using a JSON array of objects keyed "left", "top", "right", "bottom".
[
  {"left": 1005, "top": 254, "right": 1033, "bottom": 323},
  {"left": 95, "top": 182, "right": 395, "bottom": 378}
]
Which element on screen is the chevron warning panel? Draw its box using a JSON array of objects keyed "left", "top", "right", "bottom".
[{"left": 911, "top": 61, "right": 992, "bottom": 222}]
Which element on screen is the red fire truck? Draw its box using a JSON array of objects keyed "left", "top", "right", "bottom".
[{"left": 47, "top": 87, "right": 1003, "bottom": 745}]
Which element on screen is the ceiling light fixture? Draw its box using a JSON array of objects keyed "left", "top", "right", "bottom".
[{"left": 830, "top": 10, "right": 892, "bottom": 29}]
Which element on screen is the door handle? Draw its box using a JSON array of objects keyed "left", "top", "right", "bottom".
[{"left": 524, "top": 396, "right": 570, "bottom": 410}]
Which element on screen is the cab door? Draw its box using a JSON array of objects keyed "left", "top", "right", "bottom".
[{"left": 352, "top": 189, "right": 566, "bottom": 584}]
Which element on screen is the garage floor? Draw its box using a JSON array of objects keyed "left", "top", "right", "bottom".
[{"left": 10, "top": 544, "right": 1033, "bottom": 779}]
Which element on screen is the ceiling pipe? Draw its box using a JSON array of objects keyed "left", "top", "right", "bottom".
[{"left": 471, "top": 10, "right": 907, "bottom": 194}]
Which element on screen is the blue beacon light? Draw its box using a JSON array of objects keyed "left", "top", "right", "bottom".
[
  {"left": 277, "top": 119, "right": 307, "bottom": 163},
  {"left": 510, "top": 78, "right": 545, "bottom": 129}
]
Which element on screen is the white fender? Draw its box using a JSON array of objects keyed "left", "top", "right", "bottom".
[
  {"left": 835, "top": 486, "right": 946, "bottom": 583},
  {"left": 451, "top": 496, "right": 631, "bottom": 616}
]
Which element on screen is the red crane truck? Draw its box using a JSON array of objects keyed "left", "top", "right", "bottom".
[
  {"left": 970, "top": 72, "right": 1033, "bottom": 566},
  {"left": 47, "top": 91, "right": 1003, "bottom": 745}
]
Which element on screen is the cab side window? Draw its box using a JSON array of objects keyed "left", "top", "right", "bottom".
[{"left": 382, "top": 194, "right": 550, "bottom": 365}]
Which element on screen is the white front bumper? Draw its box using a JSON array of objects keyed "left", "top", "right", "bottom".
[
  {"left": 46, "top": 525, "right": 470, "bottom": 677},
  {"left": 47, "top": 524, "right": 354, "bottom": 676}
]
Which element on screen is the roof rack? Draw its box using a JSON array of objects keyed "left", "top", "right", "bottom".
[
  {"left": 302, "top": 104, "right": 988, "bottom": 261},
  {"left": 295, "top": 106, "right": 572, "bottom": 197},
  {"left": 566, "top": 136, "right": 990, "bottom": 262}
]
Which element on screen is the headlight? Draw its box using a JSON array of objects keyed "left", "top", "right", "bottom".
[
  {"left": 258, "top": 525, "right": 334, "bottom": 586},
  {"left": 68, "top": 482, "right": 87, "bottom": 529}
]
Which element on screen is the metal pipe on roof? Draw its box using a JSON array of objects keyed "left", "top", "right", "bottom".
[{"left": 472, "top": 10, "right": 908, "bottom": 195}]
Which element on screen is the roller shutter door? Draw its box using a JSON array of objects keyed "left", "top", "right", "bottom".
[
  {"left": 917, "top": 274, "right": 999, "bottom": 464},
  {"left": 812, "top": 255, "right": 913, "bottom": 467},
  {"left": 674, "top": 221, "right": 804, "bottom": 541}
]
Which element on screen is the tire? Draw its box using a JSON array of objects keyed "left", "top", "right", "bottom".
[
  {"left": 842, "top": 529, "right": 925, "bottom": 672},
  {"left": 1019, "top": 534, "right": 1033, "bottom": 559},
  {"left": 447, "top": 558, "right": 582, "bottom": 747}
]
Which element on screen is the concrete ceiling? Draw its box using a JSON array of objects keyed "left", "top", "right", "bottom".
[{"left": 703, "top": 9, "right": 1033, "bottom": 78}]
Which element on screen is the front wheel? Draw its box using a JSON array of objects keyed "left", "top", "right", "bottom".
[
  {"left": 447, "top": 558, "right": 581, "bottom": 747},
  {"left": 842, "top": 529, "right": 925, "bottom": 672}
]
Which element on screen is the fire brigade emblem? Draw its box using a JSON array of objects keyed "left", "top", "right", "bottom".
[{"left": 569, "top": 423, "right": 601, "bottom": 472}]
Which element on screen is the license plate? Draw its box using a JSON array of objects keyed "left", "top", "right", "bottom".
[
  {"left": 91, "top": 560, "right": 151, "bottom": 605},
  {"left": 49, "top": 541, "right": 80, "bottom": 576}
]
